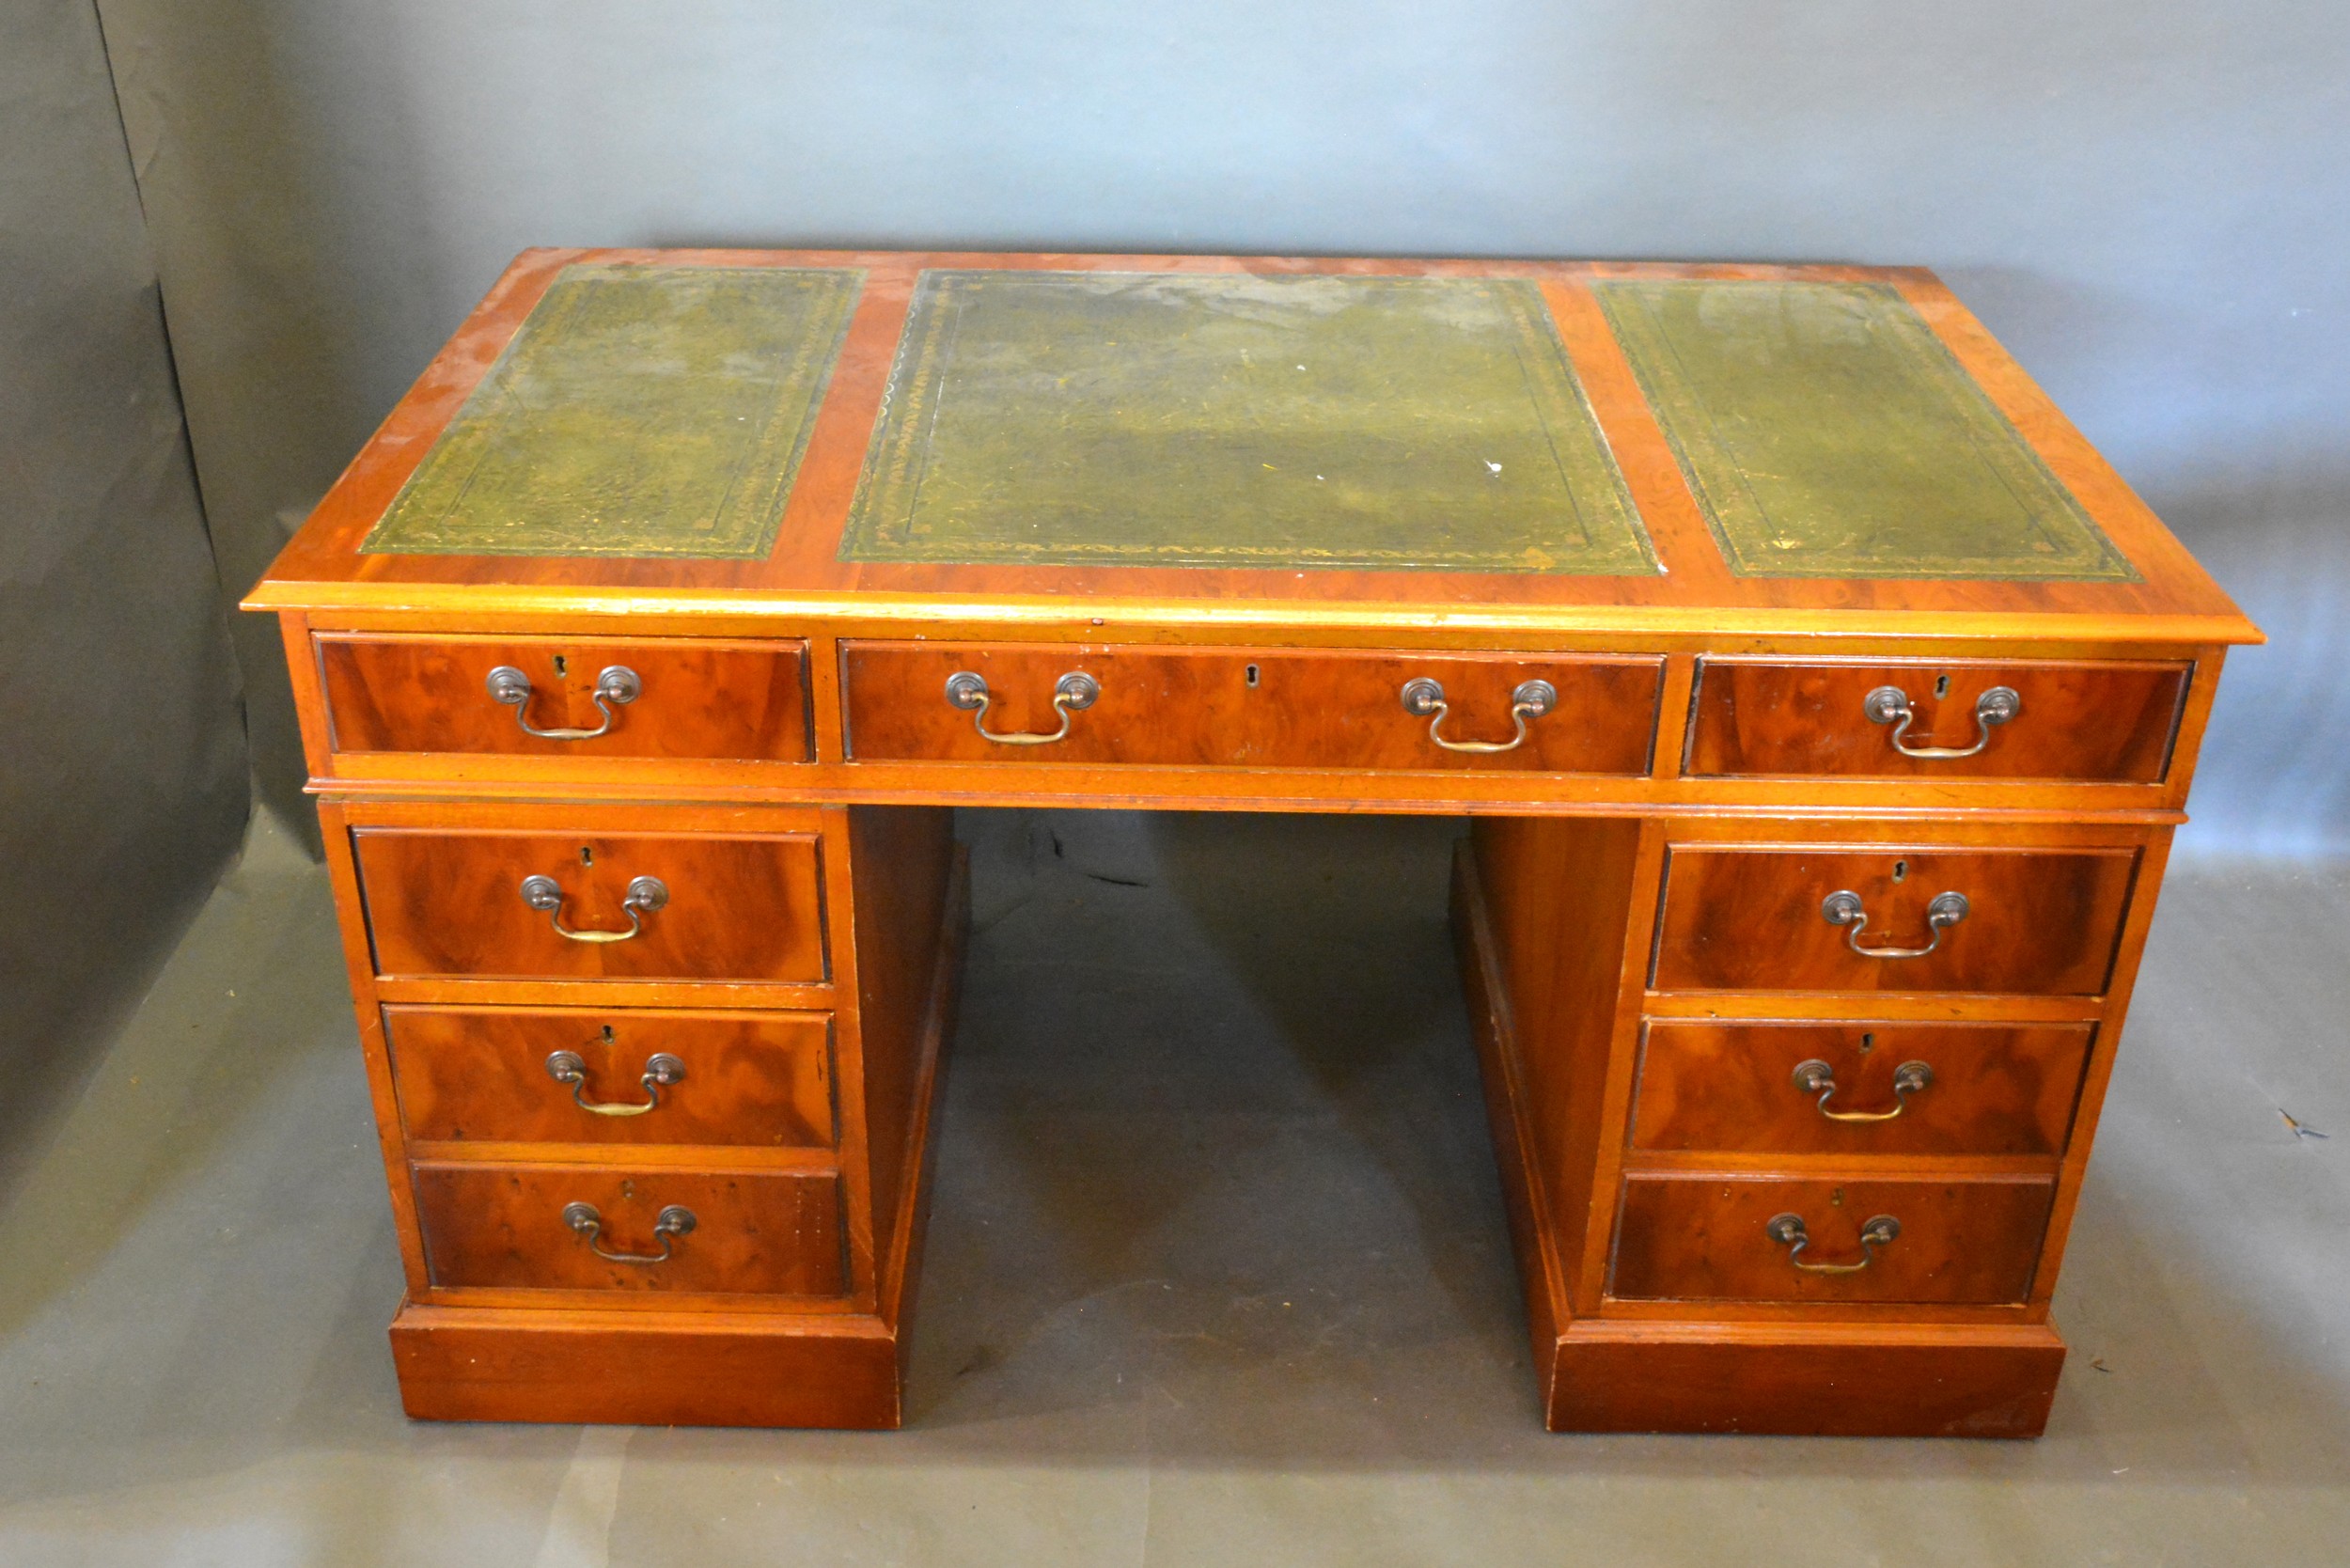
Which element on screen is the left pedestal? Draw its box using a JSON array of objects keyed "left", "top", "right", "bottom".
[{"left": 313, "top": 792, "right": 965, "bottom": 1429}]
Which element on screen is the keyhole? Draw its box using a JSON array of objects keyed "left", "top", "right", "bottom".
[
  {"left": 554, "top": 654, "right": 569, "bottom": 678},
  {"left": 1831, "top": 1187, "right": 1846, "bottom": 1207},
  {"left": 601, "top": 1025, "right": 615, "bottom": 1044},
  {"left": 1859, "top": 1031, "right": 1875, "bottom": 1054},
  {"left": 1934, "top": 673, "right": 1950, "bottom": 699},
  {"left": 1246, "top": 664, "right": 1261, "bottom": 687},
  {"left": 1892, "top": 859, "right": 1908, "bottom": 882},
  {"left": 580, "top": 846, "right": 594, "bottom": 867}
]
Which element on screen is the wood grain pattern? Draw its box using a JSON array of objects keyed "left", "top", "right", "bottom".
[
  {"left": 413, "top": 1163, "right": 845, "bottom": 1295},
  {"left": 1685, "top": 656, "right": 2187, "bottom": 781},
  {"left": 1611, "top": 1173, "right": 2055, "bottom": 1304},
  {"left": 318, "top": 633, "right": 811, "bottom": 760},
  {"left": 1650, "top": 843, "right": 2139, "bottom": 995},
  {"left": 384, "top": 1006, "right": 835, "bottom": 1149},
  {"left": 354, "top": 825, "right": 827, "bottom": 983},
  {"left": 1631, "top": 1021, "right": 2094, "bottom": 1157},
  {"left": 842, "top": 644, "right": 1663, "bottom": 773}
]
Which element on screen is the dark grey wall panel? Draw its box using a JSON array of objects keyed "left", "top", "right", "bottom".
[
  {"left": 0, "top": 0, "right": 250, "bottom": 1176},
  {"left": 92, "top": 0, "right": 2347, "bottom": 852}
]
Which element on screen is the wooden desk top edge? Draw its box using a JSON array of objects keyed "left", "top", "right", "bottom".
[{"left": 246, "top": 248, "right": 2263, "bottom": 650}]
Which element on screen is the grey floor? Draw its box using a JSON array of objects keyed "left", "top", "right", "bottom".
[{"left": 1, "top": 809, "right": 2344, "bottom": 1565}]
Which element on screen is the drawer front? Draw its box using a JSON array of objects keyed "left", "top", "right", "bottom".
[
  {"left": 1650, "top": 845, "right": 2138, "bottom": 996},
  {"left": 356, "top": 828, "right": 828, "bottom": 983},
  {"left": 317, "top": 634, "right": 810, "bottom": 760},
  {"left": 841, "top": 644, "right": 1663, "bottom": 773},
  {"left": 1684, "top": 658, "right": 2188, "bottom": 782},
  {"left": 1611, "top": 1175, "right": 2054, "bottom": 1304},
  {"left": 415, "top": 1164, "right": 844, "bottom": 1296},
  {"left": 387, "top": 1006, "right": 836, "bottom": 1149},
  {"left": 1633, "top": 1021, "right": 2094, "bottom": 1157}
]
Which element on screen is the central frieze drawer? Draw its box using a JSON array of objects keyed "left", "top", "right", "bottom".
[
  {"left": 1611, "top": 1174, "right": 2055, "bottom": 1305},
  {"left": 840, "top": 644, "right": 1664, "bottom": 772},
  {"left": 1650, "top": 844, "right": 2139, "bottom": 996},
  {"left": 386, "top": 1006, "right": 837, "bottom": 1149},
  {"left": 354, "top": 826, "right": 828, "bottom": 984},
  {"left": 316, "top": 634, "right": 811, "bottom": 760},
  {"left": 414, "top": 1163, "right": 845, "bottom": 1296}
]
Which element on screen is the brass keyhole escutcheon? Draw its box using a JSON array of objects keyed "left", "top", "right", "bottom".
[
  {"left": 1934, "top": 673, "right": 1950, "bottom": 698},
  {"left": 1859, "top": 1031, "right": 1875, "bottom": 1054},
  {"left": 1892, "top": 859, "right": 1907, "bottom": 881}
]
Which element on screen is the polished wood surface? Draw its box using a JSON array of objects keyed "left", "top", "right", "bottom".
[
  {"left": 1650, "top": 843, "right": 2140, "bottom": 996},
  {"left": 1631, "top": 1021, "right": 2094, "bottom": 1157},
  {"left": 413, "top": 1163, "right": 846, "bottom": 1295},
  {"left": 385, "top": 1006, "right": 836, "bottom": 1150},
  {"left": 1610, "top": 1173, "right": 2055, "bottom": 1304},
  {"left": 318, "top": 633, "right": 811, "bottom": 760},
  {"left": 842, "top": 644, "right": 1664, "bottom": 772},
  {"left": 354, "top": 825, "right": 828, "bottom": 983},
  {"left": 247, "top": 247, "right": 2255, "bottom": 1436},
  {"left": 1684, "top": 657, "right": 2189, "bottom": 781}
]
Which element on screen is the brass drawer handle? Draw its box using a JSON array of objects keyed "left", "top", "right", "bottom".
[
  {"left": 519, "top": 873, "right": 668, "bottom": 942},
  {"left": 545, "top": 1050, "right": 686, "bottom": 1116},
  {"left": 1821, "top": 889, "right": 1968, "bottom": 958},
  {"left": 1765, "top": 1212, "right": 1901, "bottom": 1274},
  {"left": 1792, "top": 1058, "right": 1934, "bottom": 1121},
  {"left": 562, "top": 1200, "right": 696, "bottom": 1265},
  {"left": 487, "top": 664, "right": 640, "bottom": 740},
  {"left": 945, "top": 670, "right": 1099, "bottom": 745},
  {"left": 1864, "top": 683, "right": 2019, "bottom": 760},
  {"left": 1399, "top": 678, "right": 1558, "bottom": 754}
]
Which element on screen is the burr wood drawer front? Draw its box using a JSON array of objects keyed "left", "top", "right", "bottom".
[
  {"left": 839, "top": 643, "right": 1665, "bottom": 773},
  {"left": 1649, "top": 843, "right": 2141, "bottom": 996},
  {"left": 385, "top": 1006, "right": 837, "bottom": 1151},
  {"left": 1631, "top": 1021, "right": 2096, "bottom": 1159},
  {"left": 315, "top": 634, "right": 812, "bottom": 760},
  {"left": 352, "top": 823, "right": 828, "bottom": 985},
  {"left": 1609, "top": 1174, "right": 2056, "bottom": 1305},
  {"left": 413, "top": 1163, "right": 845, "bottom": 1297},
  {"left": 1684, "top": 657, "right": 2190, "bottom": 782}
]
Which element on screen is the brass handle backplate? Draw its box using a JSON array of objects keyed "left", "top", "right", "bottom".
[
  {"left": 1863, "top": 683, "right": 2019, "bottom": 760},
  {"left": 545, "top": 1050, "right": 686, "bottom": 1116},
  {"left": 562, "top": 1200, "right": 696, "bottom": 1264},
  {"left": 1765, "top": 1212, "right": 1901, "bottom": 1275},
  {"left": 1792, "top": 1058, "right": 1934, "bottom": 1121},
  {"left": 945, "top": 669, "right": 1099, "bottom": 745},
  {"left": 487, "top": 664, "right": 640, "bottom": 741},
  {"left": 520, "top": 873, "right": 668, "bottom": 943},
  {"left": 1821, "top": 889, "right": 1968, "bottom": 959},
  {"left": 1399, "top": 677, "right": 1558, "bottom": 754}
]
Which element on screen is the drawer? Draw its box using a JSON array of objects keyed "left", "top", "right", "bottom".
[
  {"left": 414, "top": 1163, "right": 844, "bottom": 1296},
  {"left": 841, "top": 643, "right": 1663, "bottom": 773},
  {"left": 1633, "top": 1021, "right": 2094, "bottom": 1157},
  {"left": 1684, "top": 657, "right": 2188, "bottom": 782},
  {"left": 386, "top": 1006, "right": 836, "bottom": 1149},
  {"left": 316, "top": 634, "right": 810, "bottom": 760},
  {"left": 355, "top": 826, "right": 828, "bottom": 984},
  {"left": 1650, "top": 844, "right": 2139, "bottom": 996},
  {"left": 1610, "top": 1174, "right": 2054, "bottom": 1304}
]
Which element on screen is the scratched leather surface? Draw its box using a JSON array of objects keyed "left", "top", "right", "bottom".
[
  {"left": 363, "top": 264, "right": 860, "bottom": 558},
  {"left": 1595, "top": 279, "right": 2135, "bottom": 581},
  {"left": 840, "top": 270, "right": 1657, "bottom": 574}
]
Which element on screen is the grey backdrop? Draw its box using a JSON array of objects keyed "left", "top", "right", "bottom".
[
  {"left": 90, "top": 0, "right": 2350, "bottom": 853},
  {"left": 2, "top": 0, "right": 248, "bottom": 1181}
]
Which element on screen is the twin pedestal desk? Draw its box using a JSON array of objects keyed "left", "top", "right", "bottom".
[{"left": 247, "top": 250, "right": 2259, "bottom": 1436}]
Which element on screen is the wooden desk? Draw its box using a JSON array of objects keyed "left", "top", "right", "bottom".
[{"left": 247, "top": 250, "right": 2259, "bottom": 1436}]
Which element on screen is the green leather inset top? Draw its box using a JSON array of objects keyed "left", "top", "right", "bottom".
[
  {"left": 840, "top": 271, "right": 1656, "bottom": 574},
  {"left": 364, "top": 264, "right": 860, "bottom": 558},
  {"left": 1595, "top": 279, "right": 2134, "bottom": 581}
]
